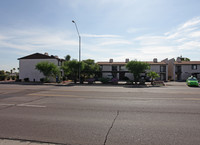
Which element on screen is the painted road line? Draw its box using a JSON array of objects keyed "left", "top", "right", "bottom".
[
  {"left": 28, "top": 93, "right": 200, "bottom": 101},
  {"left": 0, "top": 103, "right": 15, "bottom": 106},
  {"left": 0, "top": 103, "right": 46, "bottom": 108},
  {"left": 29, "top": 93, "right": 78, "bottom": 97},
  {"left": 183, "top": 98, "right": 200, "bottom": 101},
  {"left": 17, "top": 104, "right": 46, "bottom": 108}
]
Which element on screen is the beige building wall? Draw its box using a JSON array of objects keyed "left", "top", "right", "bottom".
[{"left": 168, "top": 58, "right": 175, "bottom": 81}]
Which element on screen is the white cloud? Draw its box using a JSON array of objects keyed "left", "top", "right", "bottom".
[
  {"left": 180, "top": 17, "right": 200, "bottom": 30},
  {"left": 0, "top": 29, "right": 78, "bottom": 52},
  {"left": 0, "top": 41, "right": 34, "bottom": 51},
  {"left": 178, "top": 41, "right": 200, "bottom": 50},
  {"left": 165, "top": 17, "right": 200, "bottom": 41},
  {"left": 140, "top": 46, "right": 174, "bottom": 54},
  {"left": 134, "top": 36, "right": 169, "bottom": 46},
  {"left": 0, "top": 35, "right": 9, "bottom": 40},
  {"left": 84, "top": 17, "right": 200, "bottom": 61},
  {"left": 189, "top": 31, "right": 200, "bottom": 37},
  {"left": 82, "top": 34, "right": 121, "bottom": 38},
  {"left": 1, "top": 16, "right": 200, "bottom": 63},
  {"left": 99, "top": 39, "right": 132, "bottom": 46}
]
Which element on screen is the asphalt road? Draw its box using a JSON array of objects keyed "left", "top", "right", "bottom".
[{"left": 0, "top": 82, "right": 200, "bottom": 145}]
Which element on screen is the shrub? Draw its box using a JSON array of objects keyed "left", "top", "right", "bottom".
[
  {"left": 40, "top": 78, "right": 44, "bottom": 82},
  {"left": 87, "top": 78, "right": 95, "bottom": 84},
  {"left": 123, "top": 76, "right": 130, "bottom": 81},
  {"left": 111, "top": 78, "right": 118, "bottom": 84},
  {"left": 7, "top": 76, "right": 10, "bottom": 80},
  {"left": 99, "top": 78, "right": 110, "bottom": 84},
  {"left": 12, "top": 76, "right": 16, "bottom": 80},
  {"left": 0, "top": 75, "right": 6, "bottom": 81},
  {"left": 62, "top": 76, "right": 66, "bottom": 81},
  {"left": 24, "top": 78, "right": 29, "bottom": 82},
  {"left": 139, "top": 79, "right": 146, "bottom": 85},
  {"left": 16, "top": 79, "right": 21, "bottom": 82}
]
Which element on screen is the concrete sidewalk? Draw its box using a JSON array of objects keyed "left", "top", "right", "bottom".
[{"left": 0, "top": 139, "right": 59, "bottom": 145}]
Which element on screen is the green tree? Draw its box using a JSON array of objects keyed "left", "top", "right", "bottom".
[
  {"left": 126, "top": 61, "right": 150, "bottom": 84},
  {"left": 82, "top": 59, "right": 100, "bottom": 79},
  {"left": 62, "top": 59, "right": 84, "bottom": 83},
  {"left": 0, "top": 70, "right": 5, "bottom": 75},
  {"left": 65, "top": 55, "right": 71, "bottom": 61},
  {"left": 180, "top": 57, "right": 190, "bottom": 61},
  {"left": 35, "top": 61, "right": 60, "bottom": 82},
  {"left": 147, "top": 71, "right": 160, "bottom": 85},
  {"left": 13, "top": 68, "right": 16, "bottom": 73},
  {"left": 62, "top": 61, "right": 70, "bottom": 77},
  {"left": 0, "top": 70, "right": 7, "bottom": 81}
]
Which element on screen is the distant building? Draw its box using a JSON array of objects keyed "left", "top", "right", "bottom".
[
  {"left": 97, "top": 58, "right": 168, "bottom": 81},
  {"left": 18, "top": 53, "right": 200, "bottom": 82},
  {"left": 169, "top": 57, "right": 200, "bottom": 81},
  {"left": 18, "top": 53, "right": 64, "bottom": 82}
]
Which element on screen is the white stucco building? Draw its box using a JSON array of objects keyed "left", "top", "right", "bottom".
[{"left": 18, "top": 53, "right": 64, "bottom": 82}]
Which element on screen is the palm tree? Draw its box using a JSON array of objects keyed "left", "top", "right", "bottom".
[
  {"left": 13, "top": 68, "right": 16, "bottom": 73},
  {"left": 147, "top": 71, "right": 160, "bottom": 85}
]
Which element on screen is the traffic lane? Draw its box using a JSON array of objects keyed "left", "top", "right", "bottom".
[
  {"left": 51, "top": 84, "right": 200, "bottom": 94},
  {"left": 2, "top": 88, "right": 200, "bottom": 114},
  {"left": 107, "top": 111, "right": 200, "bottom": 145},
  {"left": 25, "top": 91, "right": 200, "bottom": 114},
  {"left": 0, "top": 105, "right": 116, "bottom": 145},
  {"left": 27, "top": 85, "right": 200, "bottom": 101}
]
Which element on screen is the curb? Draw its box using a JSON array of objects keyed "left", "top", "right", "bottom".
[{"left": 0, "top": 139, "right": 62, "bottom": 145}]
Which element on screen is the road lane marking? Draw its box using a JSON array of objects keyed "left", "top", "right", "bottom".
[
  {"left": 37, "top": 89, "right": 200, "bottom": 96},
  {"left": 183, "top": 98, "right": 200, "bottom": 101},
  {"left": 0, "top": 103, "right": 15, "bottom": 106},
  {"left": 0, "top": 103, "right": 46, "bottom": 108},
  {"left": 29, "top": 93, "right": 78, "bottom": 97},
  {"left": 28, "top": 93, "right": 200, "bottom": 101},
  {"left": 17, "top": 104, "right": 46, "bottom": 108}
]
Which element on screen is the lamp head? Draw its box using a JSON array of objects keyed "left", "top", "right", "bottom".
[{"left": 72, "top": 20, "right": 75, "bottom": 23}]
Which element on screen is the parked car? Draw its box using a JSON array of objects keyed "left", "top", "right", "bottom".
[{"left": 186, "top": 76, "right": 199, "bottom": 87}]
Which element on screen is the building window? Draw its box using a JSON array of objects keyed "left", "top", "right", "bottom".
[
  {"left": 192, "top": 65, "right": 197, "bottom": 70},
  {"left": 112, "top": 66, "right": 117, "bottom": 71},
  {"left": 58, "top": 61, "right": 62, "bottom": 66},
  {"left": 160, "top": 66, "right": 166, "bottom": 72},
  {"left": 176, "top": 65, "right": 181, "bottom": 73},
  {"left": 99, "top": 65, "right": 103, "bottom": 71},
  {"left": 119, "top": 66, "right": 126, "bottom": 71}
]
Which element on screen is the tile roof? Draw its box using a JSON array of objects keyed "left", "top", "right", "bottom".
[
  {"left": 97, "top": 61, "right": 167, "bottom": 65},
  {"left": 174, "top": 61, "right": 200, "bottom": 65}
]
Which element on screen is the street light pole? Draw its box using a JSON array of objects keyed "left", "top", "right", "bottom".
[{"left": 72, "top": 20, "right": 81, "bottom": 83}]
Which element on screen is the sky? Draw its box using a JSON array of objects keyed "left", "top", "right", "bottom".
[{"left": 1, "top": 0, "right": 200, "bottom": 71}]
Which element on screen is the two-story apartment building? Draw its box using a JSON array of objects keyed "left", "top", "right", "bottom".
[
  {"left": 171, "top": 57, "right": 200, "bottom": 81},
  {"left": 18, "top": 52, "right": 199, "bottom": 82},
  {"left": 18, "top": 53, "right": 64, "bottom": 82},
  {"left": 97, "top": 58, "right": 168, "bottom": 81}
]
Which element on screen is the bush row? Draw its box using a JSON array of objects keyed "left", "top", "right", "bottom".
[{"left": 0, "top": 75, "right": 17, "bottom": 81}]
